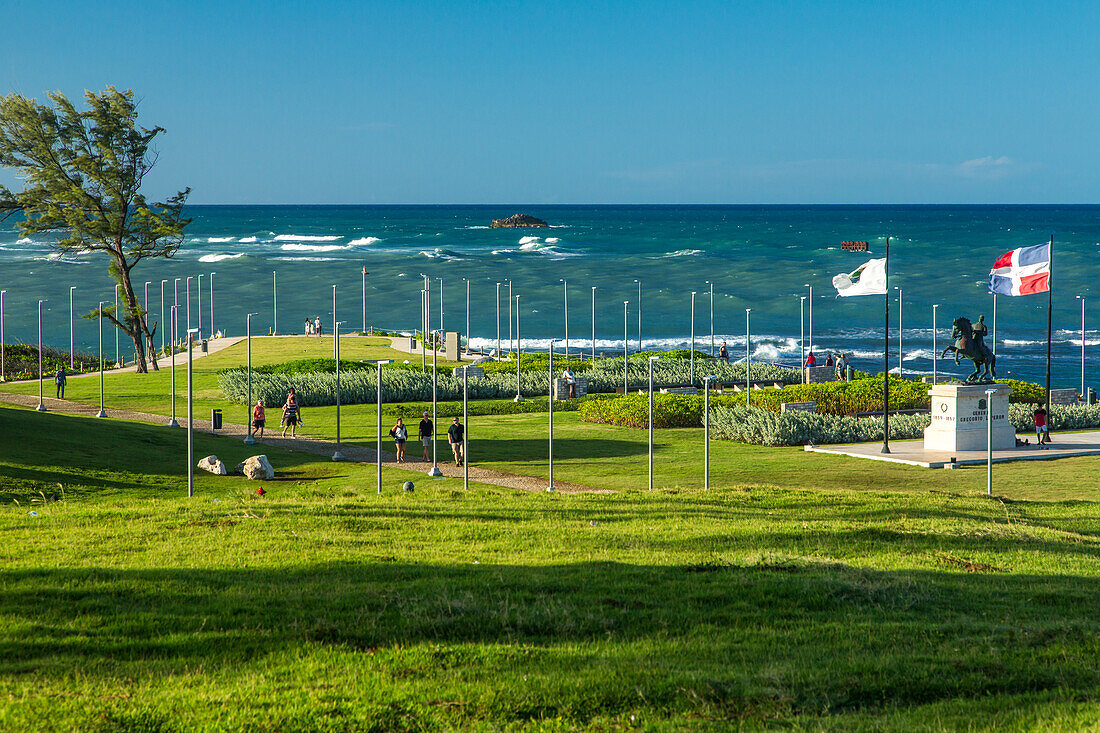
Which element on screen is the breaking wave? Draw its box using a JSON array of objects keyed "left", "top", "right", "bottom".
[
  {"left": 199, "top": 253, "right": 246, "bottom": 263},
  {"left": 273, "top": 234, "right": 342, "bottom": 242}
]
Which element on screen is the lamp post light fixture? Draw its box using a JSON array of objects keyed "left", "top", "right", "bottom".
[
  {"left": 244, "top": 313, "right": 259, "bottom": 445},
  {"left": 187, "top": 328, "right": 199, "bottom": 498},
  {"left": 97, "top": 301, "right": 107, "bottom": 417},
  {"left": 333, "top": 321, "right": 345, "bottom": 461},
  {"left": 591, "top": 286, "right": 597, "bottom": 362},
  {"left": 745, "top": 308, "right": 752, "bottom": 407},
  {"left": 703, "top": 375, "right": 716, "bottom": 491},
  {"left": 800, "top": 295, "right": 806, "bottom": 383},
  {"left": 623, "top": 301, "right": 630, "bottom": 394},
  {"left": 1077, "top": 295, "right": 1086, "bottom": 398},
  {"left": 70, "top": 285, "right": 77, "bottom": 369},
  {"left": 648, "top": 355, "right": 660, "bottom": 491},
  {"left": 36, "top": 299, "right": 47, "bottom": 411},
  {"left": 690, "top": 291, "right": 696, "bottom": 385},
  {"left": 547, "top": 339, "right": 561, "bottom": 492},
  {"left": 514, "top": 295, "right": 523, "bottom": 402},
  {"left": 985, "top": 387, "right": 997, "bottom": 497},
  {"left": 168, "top": 305, "right": 180, "bottom": 428},
  {"left": 932, "top": 304, "right": 940, "bottom": 385},
  {"left": 428, "top": 329, "right": 443, "bottom": 477}
]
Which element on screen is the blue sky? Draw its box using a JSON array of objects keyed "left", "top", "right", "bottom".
[{"left": 1, "top": 0, "right": 1096, "bottom": 204}]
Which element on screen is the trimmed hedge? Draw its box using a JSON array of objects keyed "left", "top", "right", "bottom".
[
  {"left": 1009, "top": 403, "right": 1100, "bottom": 432},
  {"left": 577, "top": 394, "right": 716, "bottom": 429},
  {"left": 709, "top": 405, "right": 931, "bottom": 446}
]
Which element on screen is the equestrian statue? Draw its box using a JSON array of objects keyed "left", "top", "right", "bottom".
[{"left": 941, "top": 315, "right": 996, "bottom": 383}]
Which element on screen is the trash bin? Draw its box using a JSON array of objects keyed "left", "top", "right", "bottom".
[
  {"left": 1089, "top": 387, "right": 1097, "bottom": 405},
  {"left": 211, "top": 408, "right": 222, "bottom": 431},
  {"left": 201, "top": 339, "right": 209, "bottom": 353}
]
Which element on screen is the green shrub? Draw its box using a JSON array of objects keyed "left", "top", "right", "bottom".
[
  {"left": 381, "top": 395, "right": 610, "bottom": 419},
  {"left": 577, "top": 393, "right": 720, "bottom": 429},
  {"left": 1009, "top": 403, "right": 1100, "bottom": 432},
  {"left": 709, "top": 405, "right": 931, "bottom": 446},
  {"left": 0, "top": 344, "right": 98, "bottom": 380}
]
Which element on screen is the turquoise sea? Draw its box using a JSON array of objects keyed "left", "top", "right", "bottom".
[{"left": 2, "top": 205, "right": 1098, "bottom": 387}]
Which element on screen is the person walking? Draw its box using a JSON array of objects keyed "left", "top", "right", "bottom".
[
  {"left": 314, "top": 316, "right": 322, "bottom": 337},
  {"left": 389, "top": 418, "right": 408, "bottom": 463},
  {"left": 834, "top": 353, "right": 848, "bottom": 382},
  {"left": 418, "top": 411, "right": 433, "bottom": 461},
  {"left": 252, "top": 399, "right": 266, "bottom": 438},
  {"left": 54, "top": 367, "right": 67, "bottom": 399},
  {"left": 1034, "top": 404, "right": 1050, "bottom": 447},
  {"left": 448, "top": 416, "right": 465, "bottom": 466},
  {"left": 718, "top": 341, "right": 729, "bottom": 364},
  {"left": 281, "top": 394, "right": 301, "bottom": 437}
]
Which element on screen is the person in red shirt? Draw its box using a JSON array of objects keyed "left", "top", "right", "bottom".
[
  {"left": 806, "top": 351, "right": 817, "bottom": 367},
  {"left": 1034, "top": 405, "right": 1050, "bottom": 446}
]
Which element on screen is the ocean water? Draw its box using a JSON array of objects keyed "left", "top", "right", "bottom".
[{"left": 1, "top": 204, "right": 1098, "bottom": 388}]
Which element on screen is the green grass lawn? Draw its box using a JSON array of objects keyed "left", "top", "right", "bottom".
[{"left": 2, "top": 403, "right": 1100, "bottom": 730}]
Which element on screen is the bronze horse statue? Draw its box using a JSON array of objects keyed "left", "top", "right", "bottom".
[{"left": 941, "top": 316, "right": 996, "bottom": 383}]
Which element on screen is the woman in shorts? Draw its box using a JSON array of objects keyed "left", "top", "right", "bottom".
[
  {"left": 389, "top": 417, "right": 408, "bottom": 463},
  {"left": 281, "top": 395, "right": 301, "bottom": 438},
  {"left": 252, "top": 399, "right": 266, "bottom": 438}
]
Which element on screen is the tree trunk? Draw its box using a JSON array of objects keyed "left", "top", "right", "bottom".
[{"left": 117, "top": 262, "right": 155, "bottom": 373}]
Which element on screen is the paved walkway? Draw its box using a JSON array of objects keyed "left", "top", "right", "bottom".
[
  {"left": 805, "top": 432, "right": 1100, "bottom": 468},
  {"left": 0, "top": 391, "right": 605, "bottom": 494}
]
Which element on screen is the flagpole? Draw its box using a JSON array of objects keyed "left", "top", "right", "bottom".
[
  {"left": 1047, "top": 234, "right": 1053, "bottom": 411},
  {"left": 882, "top": 236, "right": 890, "bottom": 454}
]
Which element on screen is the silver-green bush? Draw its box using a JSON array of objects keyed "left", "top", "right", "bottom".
[{"left": 708, "top": 405, "right": 930, "bottom": 446}]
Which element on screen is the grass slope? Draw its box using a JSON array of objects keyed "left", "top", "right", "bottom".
[{"left": 2, "top": 405, "right": 1100, "bottom": 730}]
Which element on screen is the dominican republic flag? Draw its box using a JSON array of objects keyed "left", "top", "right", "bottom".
[{"left": 988, "top": 243, "right": 1050, "bottom": 296}]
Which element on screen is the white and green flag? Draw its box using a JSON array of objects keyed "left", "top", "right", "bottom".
[{"left": 832, "top": 258, "right": 887, "bottom": 297}]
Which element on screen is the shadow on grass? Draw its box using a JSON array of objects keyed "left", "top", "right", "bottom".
[{"left": 3, "top": 561, "right": 1099, "bottom": 724}]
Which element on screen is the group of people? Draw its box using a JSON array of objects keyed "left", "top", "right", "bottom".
[
  {"left": 805, "top": 350, "right": 850, "bottom": 381},
  {"left": 303, "top": 317, "right": 324, "bottom": 336},
  {"left": 248, "top": 389, "right": 302, "bottom": 439},
  {"left": 389, "top": 413, "right": 465, "bottom": 466}
]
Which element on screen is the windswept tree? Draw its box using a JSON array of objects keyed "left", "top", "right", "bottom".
[{"left": 0, "top": 87, "right": 190, "bottom": 372}]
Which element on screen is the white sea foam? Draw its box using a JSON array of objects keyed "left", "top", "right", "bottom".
[
  {"left": 273, "top": 234, "right": 342, "bottom": 242},
  {"left": 16, "top": 237, "right": 33, "bottom": 245},
  {"left": 491, "top": 248, "right": 516, "bottom": 256},
  {"left": 519, "top": 241, "right": 542, "bottom": 251},
  {"left": 462, "top": 225, "right": 490, "bottom": 229},
  {"left": 420, "top": 248, "right": 463, "bottom": 261},
  {"left": 239, "top": 236, "right": 259, "bottom": 243},
  {"left": 199, "top": 253, "right": 245, "bottom": 263},
  {"left": 272, "top": 256, "right": 341, "bottom": 262},
  {"left": 348, "top": 237, "right": 381, "bottom": 246},
  {"left": 655, "top": 249, "right": 703, "bottom": 259},
  {"left": 544, "top": 237, "right": 560, "bottom": 244},
  {"left": 207, "top": 236, "right": 235, "bottom": 243},
  {"left": 280, "top": 243, "right": 346, "bottom": 252},
  {"left": 518, "top": 236, "right": 540, "bottom": 245}
]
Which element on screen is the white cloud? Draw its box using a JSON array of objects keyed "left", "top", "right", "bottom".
[{"left": 954, "top": 156, "right": 1015, "bottom": 179}]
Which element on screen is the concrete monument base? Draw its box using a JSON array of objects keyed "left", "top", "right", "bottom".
[{"left": 924, "top": 383, "right": 1015, "bottom": 453}]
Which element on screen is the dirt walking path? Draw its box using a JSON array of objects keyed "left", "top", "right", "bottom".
[{"left": 0, "top": 392, "right": 607, "bottom": 494}]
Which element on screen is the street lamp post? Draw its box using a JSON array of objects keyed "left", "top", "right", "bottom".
[
  {"left": 991, "top": 293, "right": 997, "bottom": 357},
  {"left": 463, "top": 277, "right": 470, "bottom": 352},
  {"left": 184, "top": 276, "right": 192, "bottom": 342},
  {"left": 144, "top": 281, "right": 151, "bottom": 352},
  {"left": 703, "top": 375, "right": 716, "bottom": 490},
  {"left": 169, "top": 305, "right": 179, "bottom": 427},
  {"left": 1077, "top": 296, "right": 1086, "bottom": 398},
  {"left": 932, "top": 304, "right": 940, "bottom": 385},
  {"left": 97, "top": 301, "right": 107, "bottom": 417},
  {"left": 507, "top": 280, "right": 513, "bottom": 354},
  {"left": 332, "top": 284, "right": 338, "bottom": 360},
  {"left": 707, "top": 281, "right": 714, "bottom": 357},
  {"left": 197, "top": 273, "right": 203, "bottom": 339},
  {"left": 209, "top": 272, "right": 215, "bottom": 338},
  {"left": 634, "top": 279, "right": 642, "bottom": 351},
  {"left": 428, "top": 329, "right": 443, "bottom": 477},
  {"left": 690, "top": 291, "right": 696, "bottom": 385},
  {"left": 800, "top": 295, "right": 806, "bottom": 383},
  {"left": 548, "top": 339, "right": 561, "bottom": 492},
  {"left": 495, "top": 282, "right": 501, "bottom": 358},
  {"left": 985, "top": 387, "right": 997, "bottom": 496},
  {"left": 438, "top": 277, "right": 444, "bottom": 333},
  {"left": 805, "top": 283, "right": 813, "bottom": 363},
  {"left": 0, "top": 290, "right": 6, "bottom": 382},
  {"left": 463, "top": 364, "right": 469, "bottom": 491},
  {"left": 420, "top": 286, "right": 427, "bottom": 372},
  {"left": 36, "top": 299, "right": 47, "bottom": 411},
  {"left": 591, "top": 286, "right": 597, "bottom": 362},
  {"left": 333, "top": 321, "right": 345, "bottom": 461},
  {"left": 245, "top": 313, "right": 258, "bottom": 444},
  {"left": 272, "top": 270, "right": 278, "bottom": 335},
  {"left": 173, "top": 278, "right": 180, "bottom": 352},
  {"left": 374, "top": 360, "right": 392, "bottom": 494},
  {"left": 362, "top": 266, "right": 368, "bottom": 334},
  {"left": 514, "top": 295, "right": 523, "bottom": 402},
  {"left": 160, "top": 279, "right": 167, "bottom": 360},
  {"left": 894, "top": 286, "right": 903, "bottom": 377},
  {"left": 187, "top": 328, "right": 199, "bottom": 498},
  {"left": 115, "top": 283, "right": 121, "bottom": 366},
  {"left": 648, "top": 355, "right": 660, "bottom": 491},
  {"left": 70, "top": 285, "right": 77, "bottom": 369},
  {"left": 623, "top": 301, "right": 630, "bottom": 394},
  {"left": 745, "top": 308, "right": 752, "bottom": 407},
  {"left": 560, "top": 279, "right": 569, "bottom": 360}
]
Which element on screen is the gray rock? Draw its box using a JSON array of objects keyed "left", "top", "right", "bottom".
[
  {"left": 236, "top": 455, "right": 275, "bottom": 480},
  {"left": 197, "top": 455, "right": 228, "bottom": 475}
]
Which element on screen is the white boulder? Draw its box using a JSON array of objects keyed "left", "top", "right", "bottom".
[
  {"left": 236, "top": 455, "right": 275, "bottom": 480},
  {"left": 197, "top": 455, "right": 228, "bottom": 475}
]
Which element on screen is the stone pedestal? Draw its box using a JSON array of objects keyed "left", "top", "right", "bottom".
[{"left": 924, "top": 384, "right": 1016, "bottom": 452}]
